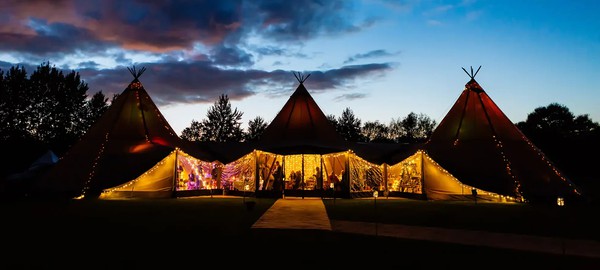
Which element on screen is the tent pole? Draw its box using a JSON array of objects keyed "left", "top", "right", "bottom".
[
  {"left": 302, "top": 154, "right": 305, "bottom": 199},
  {"left": 383, "top": 164, "right": 388, "bottom": 198},
  {"left": 254, "top": 150, "right": 260, "bottom": 192},
  {"left": 172, "top": 149, "right": 178, "bottom": 198},
  {"left": 420, "top": 151, "right": 427, "bottom": 200},
  {"left": 320, "top": 155, "right": 324, "bottom": 198}
]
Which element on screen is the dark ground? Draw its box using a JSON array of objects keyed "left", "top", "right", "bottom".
[{"left": 0, "top": 197, "right": 598, "bottom": 269}]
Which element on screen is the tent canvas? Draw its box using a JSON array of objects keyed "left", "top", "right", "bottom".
[
  {"left": 257, "top": 73, "right": 348, "bottom": 155},
  {"left": 385, "top": 150, "right": 516, "bottom": 202},
  {"left": 424, "top": 67, "right": 581, "bottom": 203},
  {"left": 100, "top": 148, "right": 216, "bottom": 199},
  {"left": 35, "top": 67, "right": 212, "bottom": 199}
]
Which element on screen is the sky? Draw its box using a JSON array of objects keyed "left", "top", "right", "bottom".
[{"left": 1, "top": 0, "right": 598, "bottom": 135}]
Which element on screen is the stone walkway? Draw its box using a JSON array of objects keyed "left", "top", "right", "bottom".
[{"left": 251, "top": 198, "right": 600, "bottom": 259}]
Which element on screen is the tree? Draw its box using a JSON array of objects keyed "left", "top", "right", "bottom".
[
  {"left": 326, "top": 114, "right": 339, "bottom": 133},
  {"left": 0, "top": 62, "right": 105, "bottom": 155},
  {"left": 181, "top": 120, "right": 204, "bottom": 141},
  {"left": 516, "top": 103, "right": 600, "bottom": 201},
  {"left": 28, "top": 62, "right": 89, "bottom": 154},
  {"left": 361, "top": 120, "right": 390, "bottom": 142},
  {"left": 0, "top": 65, "right": 30, "bottom": 141},
  {"left": 387, "top": 112, "right": 436, "bottom": 143},
  {"left": 81, "top": 91, "right": 110, "bottom": 136},
  {"left": 245, "top": 116, "right": 268, "bottom": 142},
  {"left": 387, "top": 118, "right": 403, "bottom": 143},
  {"left": 416, "top": 113, "right": 437, "bottom": 142},
  {"left": 516, "top": 103, "right": 598, "bottom": 141},
  {"left": 337, "top": 107, "right": 362, "bottom": 142},
  {"left": 400, "top": 112, "right": 419, "bottom": 143},
  {"left": 196, "top": 94, "right": 244, "bottom": 142}
]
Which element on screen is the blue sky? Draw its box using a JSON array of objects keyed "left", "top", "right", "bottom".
[{"left": 1, "top": 0, "right": 598, "bottom": 135}]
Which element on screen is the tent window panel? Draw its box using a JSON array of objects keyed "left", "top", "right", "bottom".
[
  {"left": 176, "top": 154, "right": 215, "bottom": 191},
  {"left": 222, "top": 153, "right": 256, "bottom": 191},
  {"left": 257, "top": 153, "right": 279, "bottom": 190},
  {"left": 302, "top": 155, "right": 322, "bottom": 190},
  {"left": 387, "top": 154, "right": 422, "bottom": 194},
  {"left": 284, "top": 154, "right": 304, "bottom": 190},
  {"left": 349, "top": 155, "right": 383, "bottom": 192},
  {"left": 322, "top": 152, "right": 346, "bottom": 190}
]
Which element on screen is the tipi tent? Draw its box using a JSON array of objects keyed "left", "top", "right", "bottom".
[
  {"left": 35, "top": 67, "right": 213, "bottom": 199},
  {"left": 424, "top": 67, "right": 582, "bottom": 204},
  {"left": 257, "top": 72, "right": 348, "bottom": 155},
  {"left": 100, "top": 148, "right": 217, "bottom": 199},
  {"left": 215, "top": 73, "right": 387, "bottom": 197},
  {"left": 384, "top": 149, "right": 516, "bottom": 202}
]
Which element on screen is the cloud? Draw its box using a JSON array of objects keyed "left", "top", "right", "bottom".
[
  {"left": 77, "top": 61, "right": 100, "bottom": 69},
  {"left": 465, "top": 10, "right": 483, "bottom": 21},
  {"left": 423, "top": 4, "right": 454, "bottom": 16},
  {"left": 1, "top": 0, "right": 369, "bottom": 60},
  {"left": 209, "top": 45, "right": 254, "bottom": 67},
  {"left": 0, "top": 0, "right": 394, "bottom": 108},
  {"left": 75, "top": 61, "right": 393, "bottom": 106},
  {"left": 427, "top": 19, "right": 443, "bottom": 26},
  {"left": 333, "top": 93, "right": 367, "bottom": 102},
  {"left": 242, "top": 0, "right": 368, "bottom": 42},
  {"left": 0, "top": 18, "right": 116, "bottom": 62},
  {"left": 343, "top": 49, "right": 398, "bottom": 64}
]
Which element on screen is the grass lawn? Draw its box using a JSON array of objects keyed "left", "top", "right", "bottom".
[
  {"left": 0, "top": 196, "right": 598, "bottom": 269},
  {"left": 322, "top": 197, "right": 600, "bottom": 241}
]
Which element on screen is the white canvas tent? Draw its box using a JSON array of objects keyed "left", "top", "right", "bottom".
[
  {"left": 100, "top": 148, "right": 217, "bottom": 199},
  {"left": 384, "top": 150, "right": 517, "bottom": 202}
]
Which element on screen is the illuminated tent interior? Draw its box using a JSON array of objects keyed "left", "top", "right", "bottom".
[
  {"left": 35, "top": 67, "right": 213, "bottom": 199},
  {"left": 217, "top": 149, "right": 384, "bottom": 198},
  {"left": 384, "top": 150, "right": 517, "bottom": 202},
  {"left": 100, "top": 148, "right": 217, "bottom": 199},
  {"left": 423, "top": 67, "right": 582, "bottom": 204},
  {"left": 193, "top": 73, "right": 382, "bottom": 198}
]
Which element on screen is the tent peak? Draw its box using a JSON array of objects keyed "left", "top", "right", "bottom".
[
  {"left": 462, "top": 66, "right": 481, "bottom": 80},
  {"left": 128, "top": 66, "right": 147, "bottom": 80},
  {"left": 292, "top": 71, "right": 311, "bottom": 84}
]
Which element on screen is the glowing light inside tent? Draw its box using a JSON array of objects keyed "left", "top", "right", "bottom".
[
  {"left": 151, "top": 137, "right": 170, "bottom": 147},
  {"left": 129, "top": 142, "right": 153, "bottom": 153},
  {"left": 557, "top": 197, "right": 565, "bottom": 206}
]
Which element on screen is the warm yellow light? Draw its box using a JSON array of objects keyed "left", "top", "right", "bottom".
[{"left": 557, "top": 197, "right": 565, "bottom": 206}]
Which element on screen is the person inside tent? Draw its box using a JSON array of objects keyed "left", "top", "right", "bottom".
[
  {"left": 272, "top": 161, "right": 283, "bottom": 197},
  {"left": 187, "top": 172, "right": 197, "bottom": 190},
  {"left": 314, "top": 167, "right": 323, "bottom": 190},
  {"left": 329, "top": 171, "right": 340, "bottom": 191}
]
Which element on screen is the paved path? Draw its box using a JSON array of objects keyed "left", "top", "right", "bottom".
[
  {"left": 252, "top": 197, "right": 332, "bottom": 230},
  {"left": 251, "top": 198, "right": 600, "bottom": 259}
]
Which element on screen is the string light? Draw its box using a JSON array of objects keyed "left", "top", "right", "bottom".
[{"left": 78, "top": 132, "right": 110, "bottom": 199}]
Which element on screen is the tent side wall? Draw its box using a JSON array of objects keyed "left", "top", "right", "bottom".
[
  {"left": 421, "top": 151, "right": 517, "bottom": 202},
  {"left": 100, "top": 150, "right": 177, "bottom": 199}
]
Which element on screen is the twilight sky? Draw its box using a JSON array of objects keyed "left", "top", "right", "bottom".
[{"left": 1, "top": 0, "right": 598, "bottom": 135}]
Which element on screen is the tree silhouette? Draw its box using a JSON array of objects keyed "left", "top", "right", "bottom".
[
  {"left": 189, "top": 94, "right": 244, "bottom": 142},
  {"left": 516, "top": 103, "right": 600, "bottom": 202},
  {"left": 245, "top": 116, "right": 268, "bottom": 142},
  {"left": 361, "top": 120, "right": 390, "bottom": 142},
  {"left": 0, "top": 62, "right": 108, "bottom": 155},
  {"left": 181, "top": 120, "right": 203, "bottom": 141},
  {"left": 337, "top": 107, "right": 362, "bottom": 142},
  {"left": 326, "top": 114, "right": 339, "bottom": 133}
]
